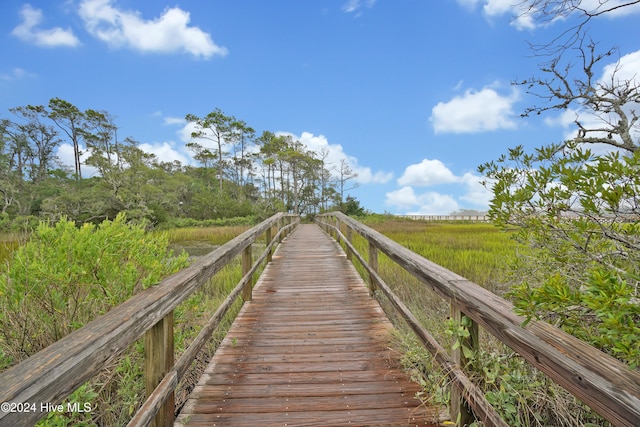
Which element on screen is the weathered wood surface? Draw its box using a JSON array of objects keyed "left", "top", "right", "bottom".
[
  {"left": 175, "top": 224, "right": 443, "bottom": 427},
  {"left": 318, "top": 212, "right": 640, "bottom": 427}
]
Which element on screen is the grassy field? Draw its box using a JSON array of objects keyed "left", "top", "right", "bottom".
[
  {"left": 363, "top": 218, "right": 518, "bottom": 292},
  {"left": 161, "top": 224, "right": 251, "bottom": 246}
]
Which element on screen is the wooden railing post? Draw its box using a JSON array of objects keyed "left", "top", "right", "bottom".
[
  {"left": 450, "top": 306, "right": 479, "bottom": 426},
  {"left": 345, "top": 226, "right": 353, "bottom": 261},
  {"left": 242, "top": 244, "right": 253, "bottom": 302},
  {"left": 266, "top": 226, "right": 273, "bottom": 263},
  {"left": 368, "top": 241, "right": 378, "bottom": 296},
  {"left": 278, "top": 217, "right": 284, "bottom": 242},
  {"left": 144, "top": 312, "right": 174, "bottom": 427}
]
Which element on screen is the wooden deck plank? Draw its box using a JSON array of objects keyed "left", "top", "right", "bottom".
[
  {"left": 175, "top": 224, "right": 444, "bottom": 427},
  {"left": 187, "top": 381, "right": 421, "bottom": 398}
]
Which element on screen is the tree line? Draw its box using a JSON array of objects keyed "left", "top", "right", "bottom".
[{"left": 0, "top": 100, "right": 363, "bottom": 231}]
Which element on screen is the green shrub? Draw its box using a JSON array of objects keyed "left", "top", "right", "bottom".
[
  {"left": 0, "top": 214, "right": 190, "bottom": 426},
  {"left": 510, "top": 267, "right": 640, "bottom": 368},
  {"left": 0, "top": 213, "right": 189, "bottom": 358}
]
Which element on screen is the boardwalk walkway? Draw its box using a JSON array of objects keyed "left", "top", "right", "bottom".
[{"left": 175, "top": 224, "right": 441, "bottom": 426}]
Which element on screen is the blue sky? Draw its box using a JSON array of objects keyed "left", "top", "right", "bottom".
[{"left": 1, "top": 0, "right": 638, "bottom": 214}]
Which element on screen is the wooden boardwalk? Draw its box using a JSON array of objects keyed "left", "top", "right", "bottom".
[{"left": 175, "top": 224, "right": 442, "bottom": 427}]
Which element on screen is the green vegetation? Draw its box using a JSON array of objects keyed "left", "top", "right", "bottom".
[
  {"left": 0, "top": 101, "right": 363, "bottom": 233},
  {"left": 0, "top": 214, "right": 190, "bottom": 357},
  {"left": 0, "top": 241, "right": 19, "bottom": 266},
  {"left": 364, "top": 218, "right": 516, "bottom": 292},
  {"left": 481, "top": 146, "right": 640, "bottom": 370},
  {"left": 1, "top": 209, "right": 634, "bottom": 426},
  {"left": 0, "top": 215, "right": 249, "bottom": 426},
  {"left": 161, "top": 224, "right": 251, "bottom": 247}
]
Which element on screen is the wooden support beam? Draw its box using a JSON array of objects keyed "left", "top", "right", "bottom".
[
  {"left": 368, "top": 241, "right": 378, "bottom": 296},
  {"left": 266, "top": 226, "right": 273, "bottom": 263},
  {"left": 450, "top": 307, "right": 479, "bottom": 426},
  {"left": 242, "top": 244, "right": 253, "bottom": 302},
  {"left": 144, "top": 312, "right": 174, "bottom": 427}
]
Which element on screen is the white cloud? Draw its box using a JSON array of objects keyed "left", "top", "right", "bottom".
[
  {"left": 385, "top": 186, "right": 420, "bottom": 210},
  {"left": 579, "top": 0, "right": 640, "bottom": 18},
  {"left": 459, "top": 172, "right": 493, "bottom": 207},
  {"left": 0, "top": 67, "right": 37, "bottom": 81},
  {"left": 355, "top": 168, "right": 394, "bottom": 184},
  {"left": 456, "top": 0, "right": 482, "bottom": 11},
  {"left": 385, "top": 186, "right": 460, "bottom": 215},
  {"left": 601, "top": 49, "right": 640, "bottom": 87},
  {"left": 56, "top": 143, "right": 99, "bottom": 177},
  {"left": 544, "top": 108, "right": 578, "bottom": 129},
  {"left": 78, "top": 0, "right": 228, "bottom": 59},
  {"left": 546, "top": 107, "right": 618, "bottom": 154},
  {"left": 138, "top": 141, "right": 190, "bottom": 165},
  {"left": 177, "top": 121, "right": 201, "bottom": 144},
  {"left": 173, "top": 124, "right": 392, "bottom": 184},
  {"left": 456, "top": 0, "right": 535, "bottom": 29},
  {"left": 397, "top": 158, "right": 458, "bottom": 187},
  {"left": 431, "top": 84, "right": 519, "bottom": 133},
  {"left": 482, "top": 0, "right": 536, "bottom": 30},
  {"left": 388, "top": 160, "right": 492, "bottom": 213},
  {"left": 284, "top": 131, "right": 393, "bottom": 184},
  {"left": 58, "top": 140, "right": 189, "bottom": 177},
  {"left": 342, "top": 0, "right": 376, "bottom": 16},
  {"left": 11, "top": 4, "right": 80, "bottom": 47},
  {"left": 163, "top": 116, "right": 186, "bottom": 126}
]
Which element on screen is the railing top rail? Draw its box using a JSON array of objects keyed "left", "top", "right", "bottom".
[
  {"left": 0, "top": 212, "right": 298, "bottom": 426},
  {"left": 316, "top": 212, "right": 640, "bottom": 427}
]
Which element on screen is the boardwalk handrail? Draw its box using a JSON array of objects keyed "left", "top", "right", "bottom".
[
  {"left": 0, "top": 212, "right": 299, "bottom": 427},
  {"left": 316, "top": 212, "right": 640, "bottom": 427}
]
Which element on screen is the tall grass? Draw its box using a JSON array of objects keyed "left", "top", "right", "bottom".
[
  {"left": 365, "top": 219, "right": 517, "bottom": 293},
  {"left": 0, "top": 242, "right": 17, "bottom": 265},
  {"left": 0, "top": 233, "right": 24, "bottom": 265},
  {"left": 173, "top": 257, "right": 246, "bottom": 412},
  {"left": 160, "top": 225, "right": 251, "bottom": 246}
]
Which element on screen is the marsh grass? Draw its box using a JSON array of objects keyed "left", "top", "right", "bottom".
[
  {"left": 94, "top": 225, "right": 262, "bottom": 425},
  {"left": 0, "top": 233, "right": 24, "bottom": 265},
  {"left": 366, "top": 220, "right": 517, "bottom": 293},
  {"left": 0, "top": 242, "right": 17, "bottom": 265},
  {"left": 173, "top": 257, "right": 247, "bottom": 412},
  {"left": 345, "top": 219, "right": 518, "bottom": 340},
  {"left": 160, "top": 225, "right": 251, "bottom": 246}
]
